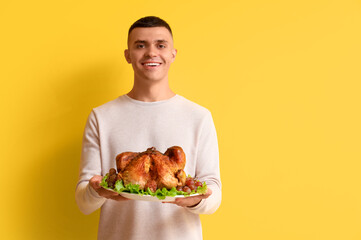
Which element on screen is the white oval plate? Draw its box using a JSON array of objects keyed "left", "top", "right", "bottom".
[
  {"left": 120, "top": 192, "right": 199, "bottom": 202},
  {"left": 104, "top": 188, "right": 199, "bottom": 202}
]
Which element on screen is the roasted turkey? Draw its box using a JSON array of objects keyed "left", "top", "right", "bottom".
[{"left": 115, "top": 146, "right": 187, "bottom": 191}]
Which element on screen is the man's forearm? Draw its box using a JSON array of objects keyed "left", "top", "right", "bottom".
[{"left": 75, "top": 181, "right": 106, "bottom": 215}]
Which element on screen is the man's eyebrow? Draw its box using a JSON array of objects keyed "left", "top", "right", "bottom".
[
  {"left": 134, "top": 40, "right": 146, "bottom": 44},
  {"left": 155, "top": 40, "right": 168, "bottom": 43},
  {"left": 133, "top": 40, "right": 168, "bottom": 44}
]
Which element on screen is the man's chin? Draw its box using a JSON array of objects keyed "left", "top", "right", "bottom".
[{"left": 137, "top": 75, "right": 167, "bottom": 83}]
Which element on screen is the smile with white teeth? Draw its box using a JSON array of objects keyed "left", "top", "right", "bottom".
[{"left": 143, "top": 63, "right": 161, "bottom": 66}]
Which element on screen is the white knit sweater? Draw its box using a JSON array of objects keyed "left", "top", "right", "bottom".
[{"left": 75, "top": 94, "right": 222, "bottom": 240}]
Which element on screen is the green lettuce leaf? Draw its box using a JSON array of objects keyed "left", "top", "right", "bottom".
[
  {"left": 100, "top": 174, "right": 108, "bottom": 188},
  {"left": 196, "top": 182, "right": 208, "bottom": 194},
  {"left": 100, "top": 175, "right": 208, "bottom": 200},
  {"left": 114, "top": 179, "right": 125, "bottom": 192}
]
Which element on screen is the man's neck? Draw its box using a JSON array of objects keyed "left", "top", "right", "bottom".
[{"left": 127, "top": 80, "right": 176, "bottom": 102}]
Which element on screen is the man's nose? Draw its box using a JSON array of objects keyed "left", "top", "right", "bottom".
[{"left": 145, "top": 45, "right": 158, "bottom": 57}]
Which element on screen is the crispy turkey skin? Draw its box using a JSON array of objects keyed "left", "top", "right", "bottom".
[{"left": 116, "top": 146, "right": 187, "bottom": 191}]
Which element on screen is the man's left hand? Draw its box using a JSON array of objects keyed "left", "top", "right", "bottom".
[{"left": 163, "top": 188, "right": 212, "bottom": 207}]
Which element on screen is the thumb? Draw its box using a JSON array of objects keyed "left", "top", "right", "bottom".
[
  {"left": 90, "top": 175, "right": 103, "bottom": 190},
  {"left": 201, "top": 188, "right": 212, "bottom": 198}
]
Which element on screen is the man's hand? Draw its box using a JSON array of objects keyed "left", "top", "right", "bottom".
[
  {"left": 89, "top": 175, "right": 129, "bottom": 201},
  {"left": 163, "top": 188, "right": 212, "bottom": 207}
]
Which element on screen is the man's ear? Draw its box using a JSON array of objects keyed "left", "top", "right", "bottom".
[
  {"left": 124, "top": 49, "right": 131, "bottom": 63},
  {"left": 171, "top": 49, "right": 177, "bottom": 63}
]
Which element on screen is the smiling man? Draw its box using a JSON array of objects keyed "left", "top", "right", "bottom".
[
  {"left": 75, "top": 16, "right": 222, "bottom": 240},
  {"left": 125, "top": 27, "right": 176, "bottom": 90}
]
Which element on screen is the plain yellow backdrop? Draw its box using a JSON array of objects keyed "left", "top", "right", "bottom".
[{"left": 1, "top": 0, "right": 361, "bottom": 239}]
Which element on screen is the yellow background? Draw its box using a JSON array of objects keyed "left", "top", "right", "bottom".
[{"left": 1, "top": 0, "right": 361, "bottom": 239}]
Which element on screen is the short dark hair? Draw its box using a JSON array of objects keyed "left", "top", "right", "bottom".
[{"left": 128, "top": 16, "right": 173, "bottom": 37}]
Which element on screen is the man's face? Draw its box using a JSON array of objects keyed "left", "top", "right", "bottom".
[{"left": 125, "top": 27, "right": 177, "bottom": 84}]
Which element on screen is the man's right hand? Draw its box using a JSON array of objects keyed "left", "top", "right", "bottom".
[{"left": 89, "top": 175, "right": 129, "bottom": 201}]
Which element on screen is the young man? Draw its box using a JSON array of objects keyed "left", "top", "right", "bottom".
[{"left": 75, "top": 16, "right": 222, "bottom": 240}]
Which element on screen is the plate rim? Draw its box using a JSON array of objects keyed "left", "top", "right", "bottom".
[{"left": 103, "top": 187, "right": 200, "bottom": 202}]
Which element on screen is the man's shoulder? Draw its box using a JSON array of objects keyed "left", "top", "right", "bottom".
[
  {"left": 91, "top": 96, "right": 125, "bottom": 115},
  {"left": 177, "top": 95, "right": 211, "bottom": 116}
]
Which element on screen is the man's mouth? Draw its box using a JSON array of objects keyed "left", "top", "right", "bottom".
[{"left": 142, "top": 62, "right": 162, "bottom": 67}]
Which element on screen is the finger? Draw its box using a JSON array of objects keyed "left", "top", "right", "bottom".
[
  {"left": 198, "top": 188, "right": 212, "bottom": 198},
  {"left": 109, "top": 195, "right": 130, "bottom": 201},
  {"left": 100, "top": 190, "right": 125, "bottom": 200},
  {"left": 199, "top": 193, "right": 211, "bottom": 199},
  {"left": 99, "top": 189, "right": 121, "bottom": 198},
  {"left": 89, "top": 175, "right": 103, "bottom": 190},
  {"left": 173, "top": 198, "right": 200, "bottom": 207}
]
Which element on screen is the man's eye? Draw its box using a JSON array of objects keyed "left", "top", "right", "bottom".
[
  {"left": 158, "top": 44, "right": 166, "bottom": 48},
  {"left": 136, "top": 44, "right": 145, "bottom": 48}
]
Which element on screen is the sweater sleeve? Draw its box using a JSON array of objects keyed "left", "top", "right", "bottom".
[
  {"left": 75, "top": 110, "right": 106, "bottom": 215},
  {"left": 186, "top": 111, "right": 222, "bottom": 215}
]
